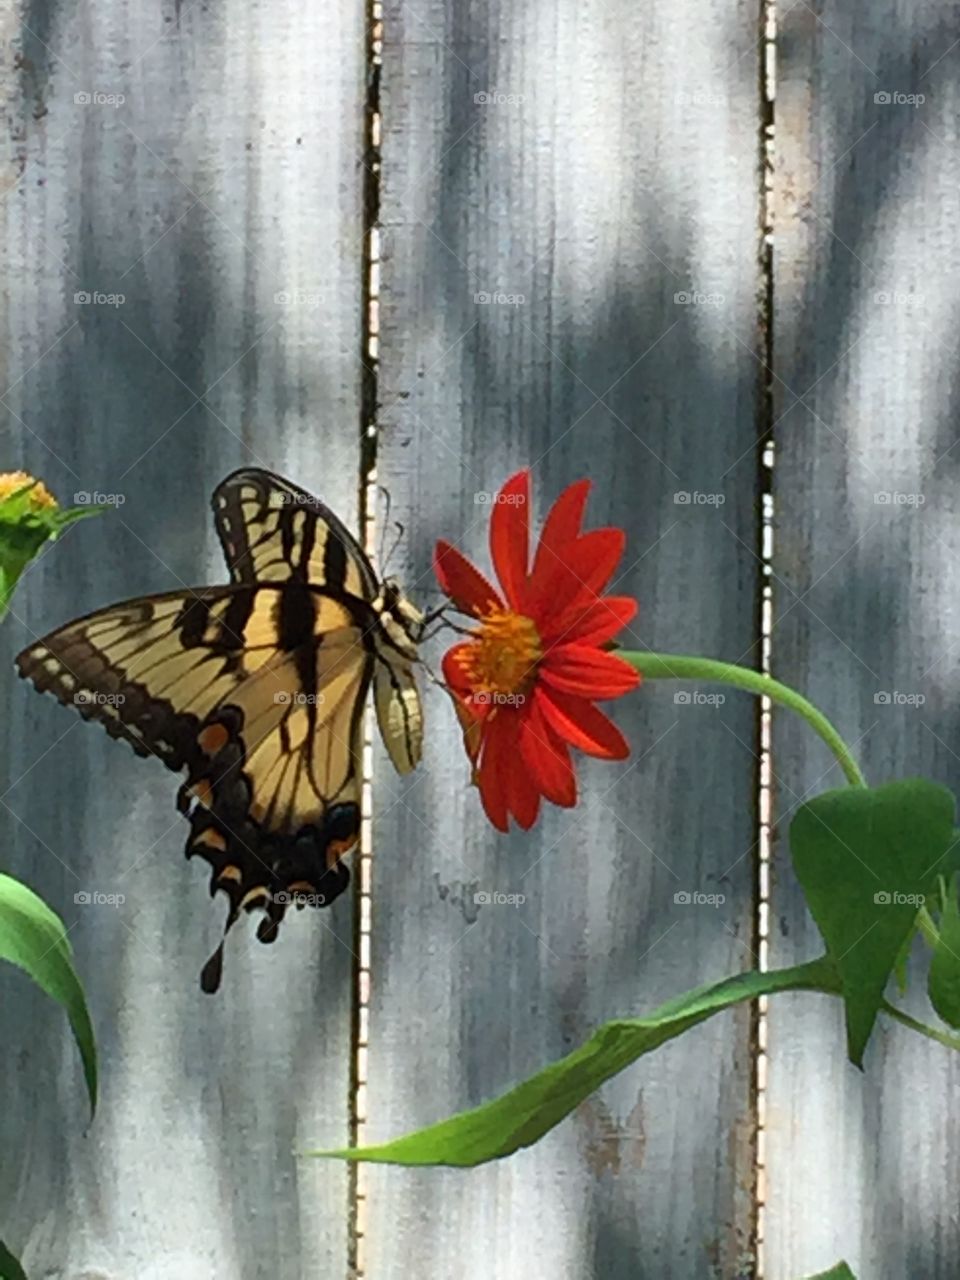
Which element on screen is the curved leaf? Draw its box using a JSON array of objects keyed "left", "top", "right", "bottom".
[
  {"left": 929, "top": 877, "right": 960, "bottom": 1028},
  {"left": 312, "top": 957, "right": 839, "bottom": 1167},
  {"left": 791, "top": 779, "right": 955, "bottom": 1066},
  {"left": 0, "top": 874, "right": 97, "bottom": 1113},
  {"left": 0, "top": 1237, "right": 27, "bottom": 1280}
]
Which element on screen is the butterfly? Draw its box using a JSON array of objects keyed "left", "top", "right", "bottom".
[{"left": 16, "top": 469, "right": 423, "bottom": 992}]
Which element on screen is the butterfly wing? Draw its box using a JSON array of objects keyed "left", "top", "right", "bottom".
[
  {"left": 16, "top": 584, "right": 372, "bottom": 990},
  {"left": 216, "top": 467, "right": 425, "bottom": 776},
  {"left": 213, "top": 467, "right": 378, "bottom": 598}
]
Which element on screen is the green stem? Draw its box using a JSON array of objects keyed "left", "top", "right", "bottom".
[
  {"left": 881, "top": 999, "right": 960, "bottom": 1053},
  {"left": 620, "top": 652, "right": 867, "bottom": 789}
]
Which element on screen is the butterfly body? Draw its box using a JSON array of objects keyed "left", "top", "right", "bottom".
[{"left": 16, "top": 469, "right": 422, "bottom": 991}]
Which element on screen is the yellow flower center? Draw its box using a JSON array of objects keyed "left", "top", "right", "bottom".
[
  {"left": 0, "top": 471, "right": 58, "bottom": 511},
  {"left": 457, "top": 608, "right": 542, "bottom": 699}
]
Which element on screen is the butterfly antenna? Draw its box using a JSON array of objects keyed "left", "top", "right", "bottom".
[{"left": 375, "top": 484, "right": 393, "bottom": 569}]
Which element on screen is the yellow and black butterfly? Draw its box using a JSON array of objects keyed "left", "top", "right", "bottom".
[{"left": 16, "top": 469, "right": 423, "bottom": 992}]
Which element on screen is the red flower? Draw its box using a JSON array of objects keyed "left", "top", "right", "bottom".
[{"left": 434, "top": 469, "right": 639, "bottom": 832}]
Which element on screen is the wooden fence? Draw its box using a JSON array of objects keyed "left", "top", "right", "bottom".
[{"left": 0, "top": 2, "right": 957, "bottom": 1277}]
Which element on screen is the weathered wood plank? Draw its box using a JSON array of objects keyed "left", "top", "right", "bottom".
[
  {"left": 365, "top": 2, "right": 764, "bottom": 1276},
  {"left": 767, "top": 6, "right": 960, "bottom": 1277},
  {"left": 0, "top": 2, "right": 364, "bottom": 1275}
]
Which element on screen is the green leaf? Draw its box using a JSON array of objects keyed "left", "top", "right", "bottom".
[
  {"left": 790, "top": 778, "right": 955, "bottom": 1066},
  {"left": 803, "top": 1263, "right": 856, "bottom": 1280},
  {"left": 311, "top": 958, "right": 839, "bottom": 1167},
  {"left": 0, "top": 484, "right": 102, "bottom": 620},
  {"left": 929, "top": 876, "right": 960, "bottom": 1028},
  {"left": 0, "top": 1237, "right": 27, "bottom": 1280},
  {"left": 0, "top": 874, "right": 97, "bottom": 1113}
]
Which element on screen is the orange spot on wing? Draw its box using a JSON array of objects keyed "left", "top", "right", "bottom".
[
  {"left": 191, "top": 779, "right": 213, "bottom": 807},
  {"left": 217, "top": 865, "right": 242, "bottom": 883},
  {"left": 198, "top": 723, "right": 230, "bottom": 756},
  {"left": 288, "top": 880, "right": 316, "bottom": 894},
  {"left": 193, "top": 828, "right": 227, "bottom": 852}
]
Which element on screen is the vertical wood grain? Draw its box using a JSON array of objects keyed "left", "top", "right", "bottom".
[
  {"left": 766, "top": 4, "right": 960, "bottom": 1277},
  {"left": 0, "top": 2, "right": 364, "bottom": 1275},
  {"left": 365, "top": 2, "right": 765, "bottom": 1276}
]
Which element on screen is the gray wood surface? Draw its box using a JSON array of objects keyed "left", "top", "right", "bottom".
[
  {"left": 364, "top": 2, "right": 764, "bottom": 1276},
  {"left": 766, "top": 4, "right": 960, "bottom": 1277},
  {"left": 0, "top": 2, "right": 364, "bottom": 1276}
]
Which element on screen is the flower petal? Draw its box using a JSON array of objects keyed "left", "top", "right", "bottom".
[
  {"left": 545, "top": 595, "right": 638, "bottom": 647},
  {"left": 489, "top": 470, "right": 530, "bottom": 611},
  {"left": 519, "top": 699, "right": 577, "bottom": 808},
  {"left": 540, "top": 644, "right": 640, "bottom": 698},
  {"left": 505, "top": 750, "right": 541, "bottom": 829},
  {"left": 536, "top": 687, "right": 630, "bottom": 759},
  {"left": 530, "top": 478, "right": 591, "bottom": 584},
  {"left": 477, "top": 711, "right": 516, "bottom": 832},
  {"left": 531, "top": 528, "right": 626, "bottom": 629},
  {"left": 434, "top": 540, "right": 502, "bottom": 618}
]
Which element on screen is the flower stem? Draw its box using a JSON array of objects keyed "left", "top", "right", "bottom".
[{"left": 619, "top": 652, "right": 867, "bottom": 789}]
